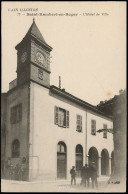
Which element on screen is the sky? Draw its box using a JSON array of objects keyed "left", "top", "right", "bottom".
[{"left": 2, "top": 1, "right": 126, "bottom": 105}]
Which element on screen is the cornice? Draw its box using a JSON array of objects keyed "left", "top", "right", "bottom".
[{"left": 50, "top": 85, "right": 112, "bottom": 120}]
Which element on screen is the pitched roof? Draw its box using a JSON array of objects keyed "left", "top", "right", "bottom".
[
  {"left": 50, "top": 85, "right": 112, "bottom": 120},
  {"left": 15, "top": 19, "right": 52, "bottom": 51},
  {"left": 97, "top": 90, "right": 126, "bottom": 116},
  {"left": 25, "top": 18, "right": 46, "bottom": 43}
]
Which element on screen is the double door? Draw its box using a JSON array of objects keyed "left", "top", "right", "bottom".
[
  {"left": 76, "top": 154, "right": 83, "bottom": 177},
  {"left": 57, "top": 153, "right": 66, "bottom": 179}
]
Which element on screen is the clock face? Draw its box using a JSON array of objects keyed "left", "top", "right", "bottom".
[
  {"left": 36, "top": 52, "right": 46, "bottom": 67},
  {"left": 21, "top": 52, "right": 27, "bottom": 63}
]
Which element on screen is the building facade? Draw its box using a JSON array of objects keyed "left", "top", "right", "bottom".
[
  {"left": 1, "top": 93, "right": 7, "bottom": 178},
  {"left": 2, "top": 19, "right": 113, "bottom": 181},
  {"left": 97, "top": 90, "right": 126, "bottom": 185}
]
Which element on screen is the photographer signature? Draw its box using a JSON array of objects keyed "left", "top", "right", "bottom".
[{"left": 108, "top": 181, "right": 120, "bottom": 184}]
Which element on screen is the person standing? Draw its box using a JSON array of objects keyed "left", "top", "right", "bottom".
[
  {"left": 70, "top": 166, "right": 76, "bottom": 185},
  {"left": 80, "top": 165, "right": 86, "bottom": 185},
  {"left": 84, "top": 164, "right": 90, "bottom": 187},
  {"left": 90, "top": 162, "right": 98, "bottom": 189}
]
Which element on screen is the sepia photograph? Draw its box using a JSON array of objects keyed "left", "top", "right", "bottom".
[{"left": 1, "top": 1, "right": 126, "bottom": 192}]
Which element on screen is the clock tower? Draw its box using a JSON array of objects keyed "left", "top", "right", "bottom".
[{"left": 15, "top": 19, "right": 52, "bottom": 88}]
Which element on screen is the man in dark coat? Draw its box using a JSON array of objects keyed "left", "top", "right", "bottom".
[
  {"left": 70, "top": 166, "right": 76, "bottom": 185},
  {"left": 80, "top": 165, "right": 86, "bottom": 185},
  {"left": 90, "top": 162, "right": 98, "bottom": 189},
  {"left": 84, "top": 164, "right": 90, "bottom": 187}
]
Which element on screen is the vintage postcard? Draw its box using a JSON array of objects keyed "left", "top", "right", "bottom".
[{"left": 1, "top": 1, "right": 126, "bottom": 192}]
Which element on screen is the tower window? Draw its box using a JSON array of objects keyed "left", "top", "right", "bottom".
[
  {"left": 91, "top": 120, "right": 96, "bottom": 135},
  {"left": 12, "top": 139, "right": 20, "bottom": 158},
  {"left": 54, "top": 106, "right": 69, "bottom": 128},
  {"left": 10, "top": 104, "right": 22, "bottom": 124},
  {"left": 76, "top": 115, "right": 82, "bottom": 132}
]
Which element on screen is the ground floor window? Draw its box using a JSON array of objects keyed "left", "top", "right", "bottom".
[
  {"left": 88, "top": 147, "right": 99, "bottom": 174},
  {"left": 75, "top": 144, "right": 83, "bottom": 177},
  {"left": 101, "top": 149, "right": 109, "bottom": 175},
  {"left": 57, "top": 141, "right": 67, "bottom": 179}
]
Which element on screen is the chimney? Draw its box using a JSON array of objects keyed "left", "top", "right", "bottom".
[
  {"left": 59, "top": 76, "right": 61, "bottom": 89},
  {"left": 119, "top": 89, "right": 123, "bottom": 95}
]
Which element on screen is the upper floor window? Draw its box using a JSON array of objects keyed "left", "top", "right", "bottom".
[
  {"left": 54, "top": 106, "right": 69, "bottom": 128},
  {"left": 12, "top": 139, "right": 20, "bottom": 158},
  {"left": 91, "top": 120, "right": 96, "bottom": 135},
  {"left": 10, "top": 104, "right": 22, "bottom": 124},
  {"left": 103, "top": 124, "right": 107, "bottom": 138},
  {"left": 76, "top": 115, "right": 82, "bottom": 132}
]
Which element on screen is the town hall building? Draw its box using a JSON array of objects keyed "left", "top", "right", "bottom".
[{"left": 1, "top": 19, "right": 114, "bottom": 181}]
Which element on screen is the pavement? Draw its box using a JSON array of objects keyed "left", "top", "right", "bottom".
[{"left": 1, "top": 176, "right": 124, "bottom": 192}]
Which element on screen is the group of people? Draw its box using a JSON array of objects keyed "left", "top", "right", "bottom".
[{"left": 70, "top": 162, "right": 98, "bottom": 189}]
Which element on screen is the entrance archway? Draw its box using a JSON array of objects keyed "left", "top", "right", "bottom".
[
  {"left": 57, "top": 141, "right": 67, "bottom": 179},
  {"left": 111, "top": 151, "right": 114, "bottom": 175},
  {"left": 88, "top": 147, "right": 99, "bottom": 173},
  {"left": 75, "top": 144, "right": 83, "bottom": 177},
  {"left": 101, "top": 149, "right": 109, "bottom": 175}
]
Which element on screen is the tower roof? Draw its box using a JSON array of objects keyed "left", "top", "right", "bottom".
[
  {"left": 15, "top": 19, "right": 53, "bottom": 51},
  {"left": 25, "top": 18, "right": 46, "bottom": 43}
]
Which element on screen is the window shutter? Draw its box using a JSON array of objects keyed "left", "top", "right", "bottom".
[
  {"left": 91, "top": 120, "right": 96, "bottom": 135},
  {"left": 66, "top": 110, "right": 69, "bottom": 128},
  {"left": 94, "top": 120, "right": 96, "bottom": 135},
  {"left": 12, "top": 107, "right": 16, "bottom": 123},
  {"left": 76, "top": 115, "right": 82, "bottom": 132},
  {"left": 17, "top": 104, "right": 22, "bottom": 121},
  {"left": 103, "top": 124, "right": 107, "bottom": 138},
  {"left": 80, "top": 116, "right": 82, "bottom": 131},
  {"left": 10, "top": 108, "right": 13, "bottom": 123},
  {"left": 13, "top": 107, "right": 16, "bottom": 123},
  {"left": 19, "top": 104, "right": 22, "bottom": 120},
  {"left": 76, "top": 115, "right": 78, "bottom": 131},
  {"left": 54, "top": 106, "right": 59, "bottom": 125},
  {"left": 91, "top": 120, "right": 93, "bottom": 134}
]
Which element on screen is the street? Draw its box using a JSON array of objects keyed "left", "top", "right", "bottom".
[{"left": 1, "top": 177, "right": 123, "bottom": 192}]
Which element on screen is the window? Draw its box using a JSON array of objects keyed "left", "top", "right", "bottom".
[
  {"left": 76, "top": 115, "right": 82, "bottom": 132},
  {"left": 54, "top": 106, "right": 69, "bottom": 128},
  {"left": 103, "top": 124, "right": 107, "bottom": 138},
  {"left": 91, "top": 120, "right": 96, "bottom": 135},
  {"left": 57, "top": 142, "right": 66, "bottom": 153},
  {"left": 76, "top": 144, "right": 83, "bottom": 154},
  {"left": 10, "top": 104, "right": 22, "bottom": 124},
  {"left": 12, "top": 139, "right": 20, "bottom": 158},
  {"left": 58, "top": 108, "right": 66, "bottom": 126},
  {"left": 76, "top": 145, "right": 83, "bottom": 177}
]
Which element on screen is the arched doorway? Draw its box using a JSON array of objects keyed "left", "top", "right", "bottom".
[
  {"left": 101, "top": 149, "right": 109, "bottom": 175},
  {"left": 88, "top": 147, "right": 99, "bottom": 174},
  {"left": 12, "top": 139, "right": 20, "bottom": 158},
  {"left": 111, "top": 151, "right": 114, "bottom": 175},
  {"left": 75, "top": 144, "right": 83, "bottom": 177},
  {"left": 57, "top": 141, "right": 66, "bottom": 179}
]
